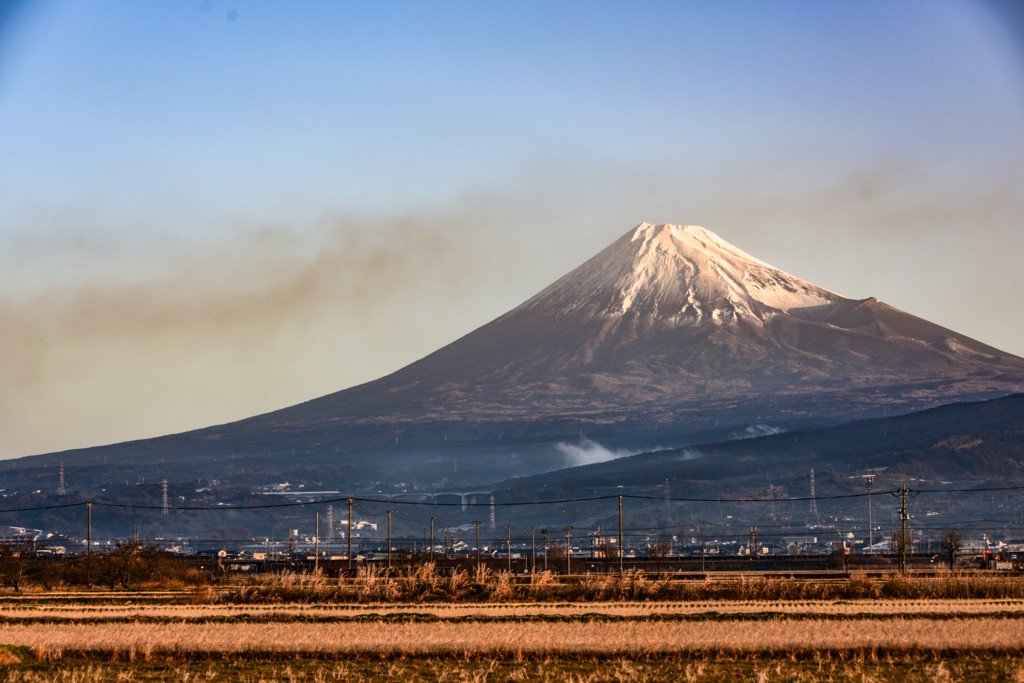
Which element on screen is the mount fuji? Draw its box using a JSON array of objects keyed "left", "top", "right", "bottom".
[
  {"left": 21, "top": 223, "right": 1024, "bottom": 488},
  {"left": 265, "top": 222, "right": 1023, "bottom": 431}
]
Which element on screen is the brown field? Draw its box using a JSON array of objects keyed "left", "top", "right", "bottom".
[
  {"left": 3, "top": 573, "right": 1024, "bottom": 680},
  {"left": 3, "top": 616, "right": 1024, "bottom": 656},
  {"left": 2, "top": 597, "right": 1024, "bottom": 621}
]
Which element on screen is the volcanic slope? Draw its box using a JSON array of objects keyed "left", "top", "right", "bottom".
[
  {"left": 24, "top": 223, "right": 1024, "bottom": 488},
  {"left": 260, "top": 222, "right": 1024, "bottom": 434}
]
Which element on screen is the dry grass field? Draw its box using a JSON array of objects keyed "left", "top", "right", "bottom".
[
  {"left": 3, "top": 616, "right": 1024, "bottom": 656},
  {"left": 2, "top": 597, "right": 1024, "bottom": 621},
  {"left": 2, "top": 572, "right": 1024, "bottom": 681}
]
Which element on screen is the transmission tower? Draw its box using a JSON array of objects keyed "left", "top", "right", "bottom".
[
  {"left": 326, "top": 505, "right": 334, "bottom": 542},
  {"left": 809, "top": 468, "right": 818, "bottom": 520},
  {"left": 57, "top": 463, "right": 66, "bottom": 496},
  {"left": 161, "top": 479, "right": 169, "bottom": 515},
  {"left": 489, "top": 495, "right": 496, "bottom": 531}
]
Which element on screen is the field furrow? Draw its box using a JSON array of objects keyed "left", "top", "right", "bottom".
[{"left": 2, "top": 617, "right": 1023, "bottom": 656}]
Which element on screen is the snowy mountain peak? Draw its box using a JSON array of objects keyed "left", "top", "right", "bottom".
[
  {"left": 521, "top": 222, "right": 842, "bottom": 323},
  {"left": 630, "top": 222, "right": 771, "bottom": 270}
]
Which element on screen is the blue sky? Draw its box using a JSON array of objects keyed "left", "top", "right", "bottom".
[{"left": 1, "top": 1, "right": 1022, "bottom": 459}]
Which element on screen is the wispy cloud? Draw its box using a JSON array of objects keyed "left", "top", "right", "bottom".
[
  {"left": 0, "top": 200, "right": 544, "bottom": 458},
  {"left": 733, "top": 425, "right": 783, "bottom": 440},
  {"left": 555, "top": 438, "right": 637, "bottom": 467}
]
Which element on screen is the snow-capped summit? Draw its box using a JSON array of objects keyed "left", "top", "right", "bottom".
[
  {"left": 262, "top": 219, "right": 1024, "bottom": 438},
  {"left": 518, "top": 222, "right": 841, "bottom": 324}
]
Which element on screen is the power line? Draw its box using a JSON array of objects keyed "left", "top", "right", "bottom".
[
  {"left": 1, "top": 483, "right": 1023, "bottom": 514},
  {"left": 0, "top": 501, "right": 89, "bottom": 513},
  {"left": 915, "top": 484, "right": 1024, "bottom": 494}
]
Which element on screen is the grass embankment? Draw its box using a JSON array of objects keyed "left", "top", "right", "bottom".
[{"left": 215, "top": 565, "right": 1024, "bottom": 603}]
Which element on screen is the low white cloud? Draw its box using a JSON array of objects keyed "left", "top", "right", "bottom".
[
  {"left": 677, "top": 448, "right": 703, "bottom": 461},
  {"left": 556, "top": 438, "right": 635, "bottom": 467},
  {"left": 733, "top": 424, "right": 783, "bottom": 440}
]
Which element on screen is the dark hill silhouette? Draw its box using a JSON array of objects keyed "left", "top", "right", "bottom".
[{"left": 495, "top": 393, "right": 1024, "bottom": 497}]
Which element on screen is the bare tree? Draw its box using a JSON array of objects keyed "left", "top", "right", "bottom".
[
  {"left": 940, "top": 529, "right": 963, "bottom": 571},
  {"left": 546, "top": 543, "right": 565, "bottom": 573},
  {"left": 94, "top": 542, "right": 168, "bottom": 589},
  {"left": 828, "top": 545, "right": 849, "bottom": 571},
  {"left": 107, "top": 542, "right": 143, "bottom": 589},
  {"left": 0, "top": 539, "right": 34, "bottom": 591},
  {"left": 646, "top": 539, "right": 671, "bottom": 574},
  {"left": 889, "top": 527, "right": 913, "bottom": 572}
]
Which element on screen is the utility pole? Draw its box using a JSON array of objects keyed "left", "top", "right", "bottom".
[
  {"left": 86, "top": 502, "right": 92, "bottom": 557},
  {"left": 505, "top": 524, "right": 512, "bottom": 574},
  {"left": 472, "top": 521, "right": 483, "bottom": 573},
  {"left": 565, "top": 526, "right": 573, "bottom": 575},
  {"left": 347, "top": 498, "right": 353, "bottom": 571},
  {"left": 530, "top": 527, "right": 536, "bottom": 574},
  {"left": 900, "top": 487, "right": 908, "bottom": 573},
  {"left": 86, "top": 501, "right": 93, "bottom": 587},
  {"left": 840, "top": 519, "right": 848, "bottom": 572},
  {"left": 701, "top": 522, "right": 706, "bottom": 573},
  {"left": 315, "top": 512, "right": 320, "bottom": 574},
  {"left": 985, "top": 519, "right": 991, "bottom": 570},
  {"left": 864, "top": 474, "right": 875, "bottom": 553},
  {"left": 892, "top": 486, "right": 914, "bottom": 574},
  {"left": 386, "top": 510, "right": 395, "bottom": 571},
  {"left": 618, "top": 495, "right": 624, "bottom": 575},
  {"left": 542, "top": 528, "right": 548, "bottom": 571},
  {"left": 427, "top": 517, "right": 435, "bottom": 562}
]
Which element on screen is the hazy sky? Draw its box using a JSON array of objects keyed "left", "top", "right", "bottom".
[{"left": 1, "top": 1, "right": 1022, "bottom": 460}]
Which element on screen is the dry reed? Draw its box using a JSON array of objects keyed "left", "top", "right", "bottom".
[{"left": 215, "top": 569, "right": 1024, "bottom": 604}]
